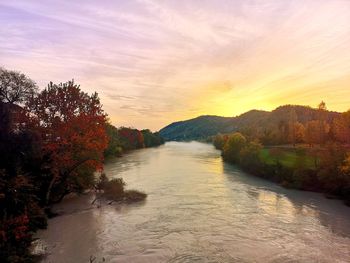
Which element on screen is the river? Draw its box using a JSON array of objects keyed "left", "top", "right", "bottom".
[{"left": 35, "top": 141, "right": 350, "bottom": 262}]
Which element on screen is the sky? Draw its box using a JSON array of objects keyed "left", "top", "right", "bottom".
[{"left": 1, "top": 0, "right": 350, "bottom": 130}]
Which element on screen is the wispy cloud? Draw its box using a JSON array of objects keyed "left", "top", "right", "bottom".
[{"left": 1, "top": 0, "right": 350, "bottom": 130}]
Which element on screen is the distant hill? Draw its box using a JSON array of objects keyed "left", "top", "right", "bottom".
[{"left": 159, "top": 105, "right": 340, "bottom": 141}]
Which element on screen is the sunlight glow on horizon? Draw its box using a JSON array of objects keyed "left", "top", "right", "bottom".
[{"left": 1, "top": 0, "right": 350, "bottom": 130}]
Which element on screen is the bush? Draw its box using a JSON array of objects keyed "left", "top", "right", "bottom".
[
  {"left": 97, "top": 174, "right": 147, "bottom": 202},
  {"left": 102, "top": 178, "right": 125, "bottom": 201},
  {"left": 124, "top": 190, "right": 147, "bottom": 202}
]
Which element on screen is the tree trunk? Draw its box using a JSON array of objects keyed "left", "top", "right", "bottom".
[
  {"left": 45, "top": 158, "right": 97, "bottom": 206},
  {"left": 45, "top": 175, "right": 57, "bottom": 205}
]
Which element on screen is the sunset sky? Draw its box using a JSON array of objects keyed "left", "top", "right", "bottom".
[{"left": 1, "top": 0, "right": 350, "bottom": 130}]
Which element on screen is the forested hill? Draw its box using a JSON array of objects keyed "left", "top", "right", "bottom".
[
  {"left": 159, "top": 115, "right": 233, "bottom": 141},
  {"left": 159, "top": 105, "right": 340, "bottom": 141}
]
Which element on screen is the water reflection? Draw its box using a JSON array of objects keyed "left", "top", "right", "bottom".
[
  {"left": 37, "top": 141, "right": 350, "bottom": 263},
  {"left": 223, "top": 162, "right": 350, "bottom": 238}
]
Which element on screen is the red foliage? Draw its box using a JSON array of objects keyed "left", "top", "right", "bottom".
[
  {"left": 118, "top": 128, "right": 145, "bottom": 149},
  {"left": 0, "top": 214, "right": 30, "bottom": 243},
  {"left": 26, "top": 81, "right": 108, "bottom": 202}
]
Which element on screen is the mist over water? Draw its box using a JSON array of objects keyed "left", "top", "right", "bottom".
[{"left": 36, "top": 142, "right": 350, "bottom": 262}]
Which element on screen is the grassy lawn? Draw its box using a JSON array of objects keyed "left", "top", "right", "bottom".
[{"left": 259, "top": 147, "right": 317, "bottom": 169}]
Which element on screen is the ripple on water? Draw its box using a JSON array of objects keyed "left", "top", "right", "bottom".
[{"left": 36, "top": 142, "right": 350, "bottom": 263}]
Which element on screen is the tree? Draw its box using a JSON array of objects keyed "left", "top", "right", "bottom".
[
  {"left": 277, "top": 120, "right": 288, "bottom": 144},
  {"left": 118, "top": 127, "right": 145, "bottom": 150},
  {"left": 288, "top": 122, "right": 305, "bottom": 145},
  {"left": 104, "top": 124, "right": 123, "bottom": 158},
  {"left": 339, "top": 153, "right": 350, "bottom": 205},
  {"left": 287, "top": 108, "right": 298, "bottom": 146},
  {"left": 305, "top": 121, "right": 319, "bottom": 146},
  {"left": 141, "top": 129, "right": 164, "bottom": 147},
  {"left": 222, "top": 133, "right": 247, "bottom": 163},
  {"left": 0, "top": 73, "right": 110, "bottom": 261},
  {"left": 239, "top": 141, "right": 262, "bottom": 171},
  {"left": 0, "top": 68, "right": 37, "bottom": 138},
  {"left": 305, "top": 120, "right": 329, "bottom": 146},
  {"left": 213, "top": 133, "right": 226, "bottom": 150},
  {"left": 317, "top": 101, "right": 329, "bottom": 144},
  {"left": 260, "top": 126, "right": 280, "bottom": 145},
  {"left": 0, "top": 68, "right": 37, "bottom": 105},
  {"left": 0, "top": 101, "right": 45, "bottom": 262},
  {"left": 26, "top": 81, "right": 108, "bottom": 204},
  {"left": 340, "top": 153, "right": 350, "bottom": 177},
  {"left": 317, "top": 143, "right": 347, "bottom": 195},
  {"left": 333, "top": 110, "right": 350, "bottom": 144}
]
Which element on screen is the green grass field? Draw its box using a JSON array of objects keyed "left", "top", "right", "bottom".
[{"left": 259, "top": 147, "right": 317, "bottom": 169}]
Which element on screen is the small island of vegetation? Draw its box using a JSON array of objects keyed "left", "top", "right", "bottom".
[{"left": 96, "top": 174, "right": 147, "bottom": 203}]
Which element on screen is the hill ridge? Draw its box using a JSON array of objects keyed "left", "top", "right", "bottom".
[{"left": 159, "top": 105, "right": 340, "bottom": 141}]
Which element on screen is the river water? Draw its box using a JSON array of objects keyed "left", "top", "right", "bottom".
[{"left": 35, "top": 142, "right": 350, "bottom": 262}]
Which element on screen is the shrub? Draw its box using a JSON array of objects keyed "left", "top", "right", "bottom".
[
  {"left": 97, "top": 174, "right": 147, "bottom": 202},
  {"left": 222, "top": 133, "right": 247, "bottom": 163},
  {"left": 102, "top": 178, "right": 125, "bottom": 201},
  {"left": 124, "top": 190, "right": 147, "bottom": 202}
]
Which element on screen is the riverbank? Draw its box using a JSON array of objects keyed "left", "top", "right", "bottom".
[
  {"left": 213, "top": 133, "right": 350, "bottom": 206},
  {"left": 32, "top": 183, "right": 148, "bottom": 261}
]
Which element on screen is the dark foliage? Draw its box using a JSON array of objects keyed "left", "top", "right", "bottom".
[
  {"left": 97, "top": 174, "right": 147, "bottom": 202},
  {"left": 141, "top": 129, "right": 164, "bottom": 148}
]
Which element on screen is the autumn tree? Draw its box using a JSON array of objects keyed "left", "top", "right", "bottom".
[
  {"left": 286, "top": 108, "right": 306, "bottom": 145},
  {"left": 239, "top": 141, "right": 262, "bottom": 171},
  {"left": 317, "top": 101, "right": 329, "bottom": 144},
  {"left": 287, "top": 108, "right": 298, "bottom": 146},
  {"left": 288, "top": 122, "right": 305, "bottom": 145},
  {"left": 305, "top": 121, "right": 318, "bottom": 146},
  {"left": 260, "top": 126, "right": 280, "bottom": 145},
  {"left": 26, "top": 81, "right": 108, "bottom": 204},
  {"left": 277, "top": 120, "right": 288, "bottom": 144},
  {"left": 222, "top": 132, "right": 247, "bottom": 163},
  {"left": 0, "top": 72, "right": 110, "bottom": 261},
  {"left": 118, "top": 127, "right": 145, "bottom": 150},
  {"left": 0, "top": 70, "right": 43, "bottom": 262},
  {"left": 305, "top": 120, "right": 329, "bottom": 147},
  {"left": 317, "top": 143, "right": 347, "bottom": 195},
  {"left": 339, "top": 153, "right": 350, "bottom": 204},
  {"left": 333, "top": 110, "right": 350, "bottom": 144}
]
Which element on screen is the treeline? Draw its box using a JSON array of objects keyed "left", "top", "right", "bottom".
[
  {"left": 239, "top": 103, "right": 349, "bottom": 146},
  {"left": 159, "top": 104, "right": 343, "bottom": 142},
  {"left": 213, "top": 102, "right": 350, "bottom": 205},
  {"left": 0, "top": 68, "right": 163, "bottom": 262},
  {"left": 104, "top": 125, "right": 164, "bottom": 158}
]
